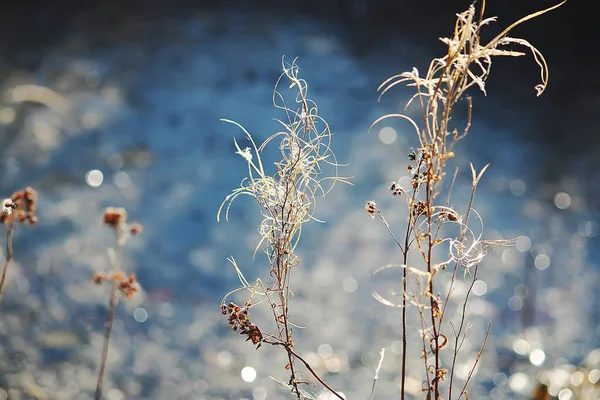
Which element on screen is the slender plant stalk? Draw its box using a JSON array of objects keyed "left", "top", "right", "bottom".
[
  {"left": 369, "top": 348, "right": 385, "bottom": 400},
  {"left": 288, "top": 348, "right": 344, "bottom": 400},
  {"left": 95, "top": 231, "right": 123, "bottom": 400},
  {"left": 459, "top": 322, "right": 492, "bottom": 400},
  {"left": 219, "top": 58, "right": 348, "bottom": 400},
  {"left": 400, "top": 189, "right": 420, "bottom": 399},
  {"left": 95, "top": 286, "right": 119, "bottom": 400},
  {"left": 0, "top": 221, "right": 15, "bottom": 306},
  {"left": 369, "top": 0, "right": 566, "bottom": 397}
]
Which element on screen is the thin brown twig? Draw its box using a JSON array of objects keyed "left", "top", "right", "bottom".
[
  {"left": 401, "top": 187, "right": 420, "bottom": 400},
  {"left": 95, "top": 229, "right": 123, "bottom": 400},
  {"left": 95, "top": 286, "right": 118, "bottom": 400},
  {"left": 448, "top": 264, "right": 479, "bottom": 400},
  {"left": 425, "top": 179, "right": 440, "bottom": 400},
  {"left": 458, "top": 322, "right": 492, "bottom": 400},
  {"left": 0, "top": 221, "right": 15, "bottom": 306},
  {"left": 287, "top": 347, "right": 344, "bottom": 400}
]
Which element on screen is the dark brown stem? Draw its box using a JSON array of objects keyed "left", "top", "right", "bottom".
[
  {"left": 288, "top": 347, "right": 344, "bottom": 400},
  {"left": 95, "top": 287, "right": 118, "bottom": 400},
  {"left": 400, "top": 191, "right": 419, "bottom": 400},
  {"left": 425, "top": 178, "right": 440, "bottom": 400},
  {"left": 282, "top": 313, "right": 301, "bottom": 399},
  {"left": 0, "top": 221, "right": 15, "bottom": 306}
]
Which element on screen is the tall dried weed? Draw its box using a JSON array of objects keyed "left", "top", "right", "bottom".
[
  {"left": 218, "top": 57, "right": 350, "bottom": 399},
  {"left": 368, "top": 0, "right": 566, "bottom": 399},
  {"left": 0, "top": 187, "right": 38, "bottom": 307},
  {"left": 92, "top": 207, "right": 143, "bottom": 400}
]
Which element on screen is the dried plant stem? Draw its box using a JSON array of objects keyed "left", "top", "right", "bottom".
[
  {"left": 287, "top": 347, "right": 344, "bottom": 400},
  {"left": 400, "top": 231, "right": 409, "bottom": 400},
  {"left": 369, "top": 0, "right": 565, "bottom": 397},
  {"left": 281, "top": 289, "right": 301, "bottom": 399},
  {"left": 448, "top": 265, "right": 479, "bottom": 400},
  {"left": 400, "top": 190, "right": 419, "bottom": 399},
  {"left": 425, "top": 182, "right": 440, "bottom": 399},
  {"left": 95, "top": 286, "right": 119, "bottom": 400},
  {"left": 95, "top": 232, "right": 123, "bottom": 400},
  {"left": 459, "top": 322, "right": 491, "bottom": 400},
  {"left": 369, "top": 348, "right": 385, "bottom": 400},
  {"left": 0, "top": 221, "right": 14, "bottom": 306}
]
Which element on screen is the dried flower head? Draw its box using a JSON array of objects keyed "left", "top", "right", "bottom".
[
  {"left": 93, "top": 271, "right": 140, "bottom": 299},
  {"left": 440, "top": 209, "right": 459, "bottom": 222},
  {"left": 92, "top": 272, "right": 106, "bottom": 285},
  {"left": 1, "top": 187, "right": 38, "bottom": 225},
  {"left": 103, "top": 207, "right": 127, "bottom": 228},
  {"left": 221, "top": 301, "right": 263, "bottom": 348},
  {"left": 390, "top": 182, "right": 404, "bottom": 197},
  {"left": 366, "top": 201, "right": 378, "bottom": 218},
  {"left": 129, "top": 223, "right": 144, "bottom": 235},
  {"left": 413, "top": 200, "right": 428, "bottom": 217}
]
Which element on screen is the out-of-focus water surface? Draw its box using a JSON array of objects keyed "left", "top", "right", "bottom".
[{"left": 0, "top": 3, "right": 598, "bottom": 400}]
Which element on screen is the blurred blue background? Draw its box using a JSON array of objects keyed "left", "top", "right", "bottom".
[{"left": 0, "top": 1, "right": 598, "bottom": 399}]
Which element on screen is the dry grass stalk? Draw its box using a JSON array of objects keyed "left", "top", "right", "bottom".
[
  {"left": 218, "top": 57, "right": 349, "bottom": 399},
  {"left": 0, "top": 187, "right": 38, "bottom": 307},
  {"left": 93, "top": 207, "right": 143, "bottom": 400},
  {"left": 369, "top": 1, "right": 566, "bottom": 399}
]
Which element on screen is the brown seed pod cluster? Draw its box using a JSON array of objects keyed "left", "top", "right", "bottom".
[
  {"left": 413, "top": 200, "right": 428, "bottom": 217},
  {"left": 103, "top": 207, "right": 127, "bottom": 229},
  {"left": 1, "top": 187, "right": 38, "bottom": 225},
  {"left": 390, "top": 182, "right": 404, "bottom": 197},
  {"left": 439, "top": 209, "right": 459, "bottom": 222},
  {"left": 221, "top": 301, "right": 263, "bottom": 348},
  {"left": 92, "top": 271, "right": 139, "bottom": 299},
  {"left": 365, "top": 201, "right": 378, "bottom": 217},
  {"left": 103, "top": 207, "right": 143, "bottom": 235}
]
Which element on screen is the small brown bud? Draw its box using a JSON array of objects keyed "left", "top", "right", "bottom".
[
  {"left": 365, "top": 201, "right": 377, "bottom": 217},
  {"left": 92, "top": 273, "right": 105, "bottom": 285},
  {"left": 129, "top": 223, "right": 143, "bottom": 235},
  {"left": 103, "top": 207, "right": 127, "bottom": 228}
]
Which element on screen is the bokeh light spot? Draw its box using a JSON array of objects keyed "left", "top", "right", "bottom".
[
  {"left": 588, "top": 369, "right": 600, "bottom": 384},
  {"left": 534, "top": 254, "right": 550, "bottom": 270},
  {"left": 85, "top": 169, "right": 104, "bottom": 187},
  {"left": 512, "top": 338, "right": 530, "bottom": 355},
  {"left": 508, "top": 372, "right": 529, "bottom": 393},
  {"left": 342, "top": 277, "right": 357, "bottom": 293},
  {"left": 472, "top": 280, "right": 487, "bottom": 296},
  {"left": 508, "top": 296, "right": 523, "bottom": 311},
  {"left": 516, "top": 236, "right": 532, "bottom": 252},
  {"left": 558, "top": 388, "right": 573, "bottom": 400},
  {"left": 241, "top": 366, "right": 256, "bottom": 382},
  {"left": 509, "top": 179, "right": 526, "bottom": 196},
  {"left": 554, "top": 192, "right": 571, "bottom": 209},
  {"left": 378, "top": 127, "right": 397, "bottom": 145},
  {"left": 325, "top": 357, "right": 341, "bottom": 373},
  {"left": 578, "top": 220, "right": 599, "bottom": 237},
  {"left": 217, "top": 351, "right": 233, "bottom": 368},
  {"left": 493, "top": 372, "right": 507, "bottom": 386},
  {"left": 570, "top": 371, "right": 584, "bottom": 386},
  {"left": 253, "top": 387, "right": 267, "bottom": 400},
  {"left": 318, "top": 344, "right": 333, "bottom": 359},
  {"left": 107, "top": 389, "right": 124, "bottom": 400},
  {"left": 529, "top": 349, "right": 545, "bottom": 366},
  {"left": 133, "top": 308, "right": 148, "bottom": 323}
]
